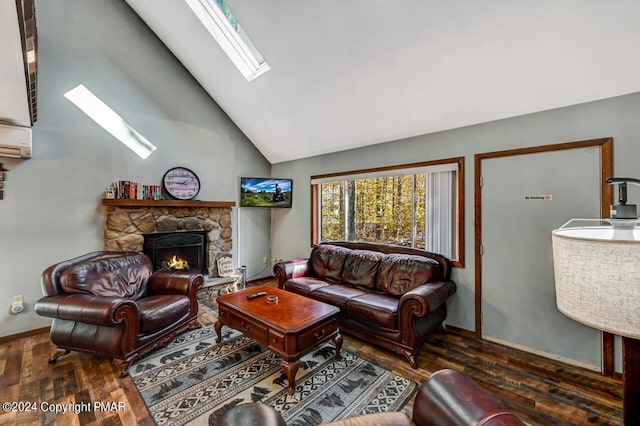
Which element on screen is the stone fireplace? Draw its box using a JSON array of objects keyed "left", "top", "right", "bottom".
[{"left": 102, "top": 200, "right": 235, "bottom": 278}]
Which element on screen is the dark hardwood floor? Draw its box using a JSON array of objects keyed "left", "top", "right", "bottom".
[{"left": 0, "top": 278, "right": 622, "bottom": 425}]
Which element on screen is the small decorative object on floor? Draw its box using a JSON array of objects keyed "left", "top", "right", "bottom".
[
  {"left": 216, "top": 256, "right": 236, "bottom": 277},
  {"left": 215, "top": 257, "right": 243, "bottom": 293}
]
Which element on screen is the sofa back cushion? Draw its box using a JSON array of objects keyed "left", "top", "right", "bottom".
[
  {"left": 309, "top": 244, "right": 350, "bottom": 282},
  {"left": 59, "top": 253, "right": 152, "bottom": 299},
  {"left": 340, "top": 249, "right": 383, "bottom": 288},
  {"left": 375, "top": 254, "right": 442, "bottom": 295}
]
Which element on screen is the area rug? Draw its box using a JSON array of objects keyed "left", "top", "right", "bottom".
[{"left": 130, "top": 324, "right": 417, "bottom": 425}]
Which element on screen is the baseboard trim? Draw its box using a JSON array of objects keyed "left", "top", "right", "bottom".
[
  {"left": 483, "top": 335, "right": 601, "bottom": 372},
  {"left": 443, "top": 325, "right": 612, "bottom": 376},
  {"left": 445, "top": 324, "right": 475, "bottom": 339},
  {"left": 0, "top": 326, "right": 50, "bottom": 345}
]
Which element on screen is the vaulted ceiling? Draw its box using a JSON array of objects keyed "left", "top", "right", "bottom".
[
  {"left": 4, "top": 1, "right": 640, "bottom": 163},
  {"left": 125, "top": 1, "right": 640, "bottom": 164}
]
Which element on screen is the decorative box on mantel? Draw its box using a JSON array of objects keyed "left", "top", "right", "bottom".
[{"left": 101, "top": 199, "right": 235, "bottom": 279}]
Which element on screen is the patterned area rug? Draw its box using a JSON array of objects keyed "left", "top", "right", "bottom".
[{"left": 130, "top": 308, "right": 417, "bottom": 425}]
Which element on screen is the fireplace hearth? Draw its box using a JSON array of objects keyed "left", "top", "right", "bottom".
[{"left": 143, "top": 231, "right": 207, "bottom": 274}]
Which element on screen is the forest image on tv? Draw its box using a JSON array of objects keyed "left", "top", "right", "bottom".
[{"left": 240, "top": 178, "right": 292, "bottom": 208}]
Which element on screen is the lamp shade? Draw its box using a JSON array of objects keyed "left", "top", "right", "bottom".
[{"left": 552, "top": 221, "right": 640, "bottom": 339}]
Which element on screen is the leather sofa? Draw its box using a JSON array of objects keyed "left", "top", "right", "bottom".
[
  {"left": 274, "top": 242, "right": 456, "bottom": 368},
  {"left": 215, "top": 369, "right": 526, "bottom": 426},
  {"left": 35, "top": 251, "right": 203, "bottom": 376}
]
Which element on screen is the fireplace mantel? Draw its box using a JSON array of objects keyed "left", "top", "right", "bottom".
[{"left": 102, "top": 199, "right": 235, "bottom": 208}]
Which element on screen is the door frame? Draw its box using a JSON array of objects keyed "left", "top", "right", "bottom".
[{"left": 474, "top": 137, "right": 613, "bottom": 375}]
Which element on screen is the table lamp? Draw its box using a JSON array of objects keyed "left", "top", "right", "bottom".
[{"left": 552, "top": 177, "right": 640, "bottom": 425}]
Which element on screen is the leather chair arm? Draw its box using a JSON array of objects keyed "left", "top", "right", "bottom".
[
  {"left": 273, "top": 259, "right": 310, "bottom": 288},
  {"left": 148, "top": 271, "right": 203, "bottom": 316},
  {"left": 413, "top": 369, "right": 526, "bottom": 426},
  {"left": 34, "top": 294, "right": 139, "bottom": 326},
  {"left": 148, "top": 271, "right": 204, "bottom": 297},
  {"left": 398, "top": 280, "right": 457, "bottom": 317}
]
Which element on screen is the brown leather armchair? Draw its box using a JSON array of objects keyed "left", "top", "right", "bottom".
[{"left": 35, "top": 251, "right": 203, "bottom": 376}]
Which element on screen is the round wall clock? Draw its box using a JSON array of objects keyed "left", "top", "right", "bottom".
[{"left": 162, "top": 167, "right": 201, "bottom": 200}]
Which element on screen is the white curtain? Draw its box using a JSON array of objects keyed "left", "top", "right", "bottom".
[{"left": 425, "top": 171, "right": 456, "bottom": 259}]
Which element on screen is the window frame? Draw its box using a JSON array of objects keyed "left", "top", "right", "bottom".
[{"left": 310, "top": 156, "right": 465, "bottom": 268}]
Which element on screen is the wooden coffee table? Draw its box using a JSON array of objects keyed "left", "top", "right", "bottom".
[{"left": 214, "top": 285, "right": 342, "bottom": 395}]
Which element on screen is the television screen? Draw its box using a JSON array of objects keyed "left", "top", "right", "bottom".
[{"left": 240, "top": 177, "right": 293, "bottom": 208}]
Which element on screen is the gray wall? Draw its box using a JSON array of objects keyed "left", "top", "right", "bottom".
[
  {"left": 271, "top": 91, "right": 640, "bottom": 366},
  {"left": 0, "top": 0, "right": 271, "bottom": 338}
]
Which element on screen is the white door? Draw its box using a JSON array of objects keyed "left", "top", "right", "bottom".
[{"left": 481, "top": 146, "right": 602, "bottom": 369}]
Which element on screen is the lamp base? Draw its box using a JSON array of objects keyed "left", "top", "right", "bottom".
[{"left": 623, "top": 337, "right": 640, "bottom": 425}]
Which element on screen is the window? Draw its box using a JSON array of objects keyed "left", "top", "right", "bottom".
[
  {"left": 185, "top": 0, "right": 270, "bottom": 81},
  {"left": 311, "top": 158, "right": 464, "bottom": 266}
]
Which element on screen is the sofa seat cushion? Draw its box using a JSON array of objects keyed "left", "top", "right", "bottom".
[
  {"left": 284, "top": 277, "right": 330, "bottom": 296},
  {"left": 347, "top": 293, "right": 399, "bottom": 330},
  {"left": 137, "top": 294, "right": 189, "bottom": 334},
  {"left": 340, "top": 250, "right": 383, "bottom": 288},
  {"left": 309, "top": 285, "right": 369, "bottom": 310},
  {"left": 376, "top": 254, "right": 442, "bottom": 295}
]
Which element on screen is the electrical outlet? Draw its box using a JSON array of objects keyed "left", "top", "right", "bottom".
[
  {"left": 262, "top": 256, "right": 268, "bottom": 264},
  {"left": 10, "top": 294, "right": 24, "bottom": 315}
]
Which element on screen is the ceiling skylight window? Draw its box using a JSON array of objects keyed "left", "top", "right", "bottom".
[
  {"left": 64, "top": 85, "right": 157, "bottom": 159},
  {"left": 185, "top": 0, "right": 270, "bottom": 81}
]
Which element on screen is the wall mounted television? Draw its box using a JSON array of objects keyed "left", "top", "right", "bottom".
[{"left": 240, "top": 177, "right": 293, "bottom": 208}]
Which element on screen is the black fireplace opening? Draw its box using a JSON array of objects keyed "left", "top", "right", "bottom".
[{"left": 143, "top": 231, "right": 207, "bottom": 275}]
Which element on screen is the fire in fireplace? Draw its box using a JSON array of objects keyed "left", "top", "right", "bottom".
[
  {"left": 143, "top": 231, "right": 207, "bottom": 274},
  {"left": 166, "top": 254, "right": 189, "bottom": 271}
]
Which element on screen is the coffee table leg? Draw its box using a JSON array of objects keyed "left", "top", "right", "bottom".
[
  {"left": 282, "top": 360, "right": 302, "bottom": 395},
  {"left": 334, "top": 332, "right": 343, "bottom": 360},
  {"left": 214, "top": 320, "right": 223, "bottom": 343}
]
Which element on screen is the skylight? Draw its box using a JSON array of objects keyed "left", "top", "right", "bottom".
[
  {"left": 185, "top": 0, "right": 270, "bottom": 81},
  {"left": 64, "top": 85, "right": 157, "bottom": 159}
]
